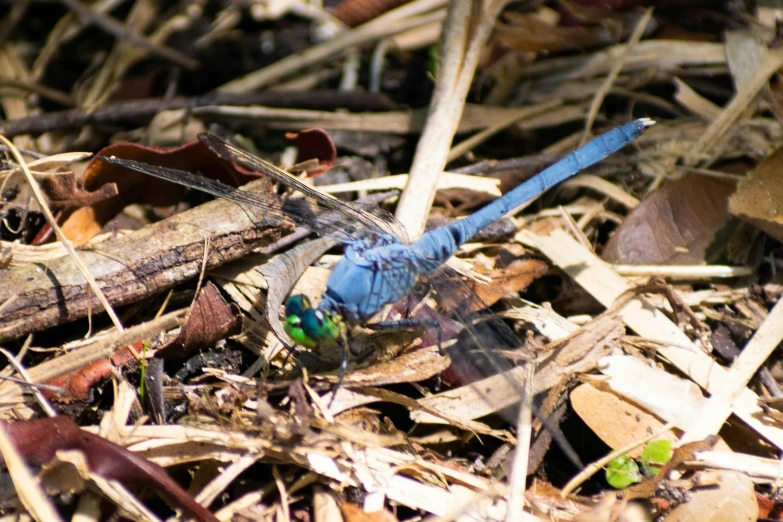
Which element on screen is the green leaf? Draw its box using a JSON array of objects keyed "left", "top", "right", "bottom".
[
  {"left": 606, "top": 455, "right": 642, "bottom": 489},
  {"left": 641, "top": 440, "right": 673, "bottom": 476}
]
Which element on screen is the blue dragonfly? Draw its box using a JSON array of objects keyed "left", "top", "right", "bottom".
[{"left": 97, "top": 118, "right": 652, "bottom": 434}]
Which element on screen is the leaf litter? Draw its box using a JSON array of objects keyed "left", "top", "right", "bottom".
[{"left": 0, "top": 2, "right": 780, "bottom": 522}]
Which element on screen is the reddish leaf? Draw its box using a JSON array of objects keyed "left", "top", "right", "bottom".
[
  {"left": 44, "top": 347, "right": 139, "bottom": 402},
  {"left": 86, "top": 139, "right": 261, "bottom": 201},
  {"left": 156, "top": 281, "right": 243, "bottom": 359},
  {"left": 2, "top": 416, "right": 218, "bottom": 522},
  {"left": 62, "top": 139, "right": 270, "bottom": 245},
  {"left": 285, "top": 128, "right": 337, "bottom": 176},
  {"left": 757, "top": 492, "right": 775, "bottom": 519},
  {"left": 602, "top": 176, "right": 735, "bottom": 265}
]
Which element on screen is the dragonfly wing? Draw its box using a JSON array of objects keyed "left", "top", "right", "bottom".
[
  {"left": 97, "top": 155, "right": 378, "bottom": 246},
  {"left": 354, "top": 202, "right": 410, "bottom": 244},
  {"left": 199, "top": 133, "right": 404, "bottom": 241}
]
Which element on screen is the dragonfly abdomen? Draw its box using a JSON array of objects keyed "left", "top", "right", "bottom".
[{"left": 413, "top": 118, "right": 654, "bottom": 260}]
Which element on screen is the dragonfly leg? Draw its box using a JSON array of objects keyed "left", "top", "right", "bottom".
[
  {"left": 365, "top": 318, "right": 443, "bottom": 353},
  {"left": 327, "top": 327, "right": 352, "bottom": 409},
  {"left": 280, "top": 345, "right": 304, "bottom": 377}
]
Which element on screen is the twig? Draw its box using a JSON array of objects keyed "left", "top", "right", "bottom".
[
  {"left": 505, "top": 364, "right": 533, "bottom": 522},
  {"left": 395, "top": 0, "right": 512, "bottom": 238},
  {"left": 58, "top": 0, "right": 199, "bottom": 69},
  {"left": 0, "top": 91, "right": 397, "bottom": 137},
  {"left": 612, "top": 264, "right": 753, "bottom": 279},
  {"left": 0, "top": 79, "right": 74, "bottom": 107}
]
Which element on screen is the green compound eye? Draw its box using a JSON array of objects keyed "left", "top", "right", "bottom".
[
  {"left": 284, "top": 307, "right": 340, "bottom": 348},
  {"left": 284, "top": 314, "right": 318, "bottom": 348},
  {"left": 285, "top": 295, "right": 312, "bottom": 318}
]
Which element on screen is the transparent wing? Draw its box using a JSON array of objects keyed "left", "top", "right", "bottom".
[
  {"left": 199, "top": 133, "right": 405, "bottom": 241},
  {"left": 97, "top": 155, "right": 381, "bottom": 245}
]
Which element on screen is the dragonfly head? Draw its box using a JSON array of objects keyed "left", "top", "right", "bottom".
[{"left": 284, "top": 295, "right": 341, "bottom": 348}]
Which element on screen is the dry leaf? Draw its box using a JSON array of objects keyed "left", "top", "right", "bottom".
[
  {"left": 603, "top": 175, "right": 735, "bottom": 265},
  {"left": 570, "top": 383, "right": 678, "bottom": 457},
  {"left": 156, "top": 281, "right": 243, "bottom": 358},
  {"left": 729, "top": 145, "right": 783, "bottom": 242}
]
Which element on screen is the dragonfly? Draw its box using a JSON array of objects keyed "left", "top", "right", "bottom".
[{"left": 97, "top": 118, "right": 652, "bottom": 445}]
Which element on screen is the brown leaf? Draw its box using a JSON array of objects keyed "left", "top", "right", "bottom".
[
  {"left": 602, "top": 175, "right": 735, "bottom": 265},
  {"left": 156, "top": 281, "right": 243, "bottom": 359},
  {"left": 2, "top": 416, "right": 219, "bottom": 522},
  {"left": 570, "top": 383, "right": 678, "bottom": 458},
  {"left": 469, "top": 258, "right": 548, "bottom": 309},
  {"left": 729, "top": 145, "right": 783, "bottom": 242},
  {"left": 285, "top": 128, "right": 337, "bottom": 176}
]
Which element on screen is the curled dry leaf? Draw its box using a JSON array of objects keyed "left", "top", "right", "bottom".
[
  {"left": 285, "top": 128, "right": 338, "bottom": 176},
  {"left": 156, "top": 281, "right": 243, "bottom": 359},
  {"left": 602, "top": 175, "right": 735, "bottom": 265},
  {"left": 1, "top": 416, "right": 218, "bottom": 522}
]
